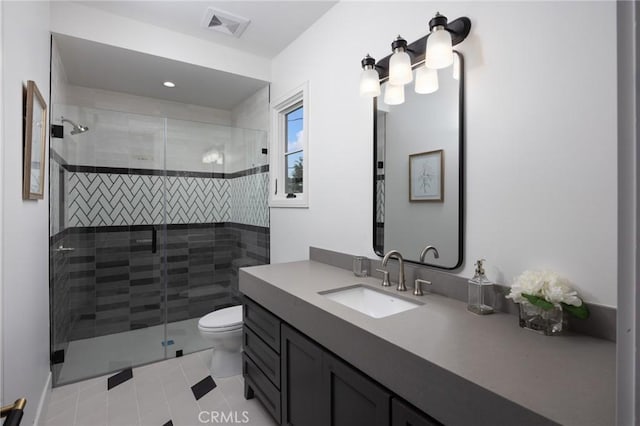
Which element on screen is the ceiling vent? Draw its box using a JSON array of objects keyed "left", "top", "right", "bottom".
[{"left": 201, "top": 8, "right": 250, "bottom": 38}]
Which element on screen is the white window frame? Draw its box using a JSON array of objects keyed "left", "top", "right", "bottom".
[{"left": 269, "top": 82, "right": 309, "bottom": 208}]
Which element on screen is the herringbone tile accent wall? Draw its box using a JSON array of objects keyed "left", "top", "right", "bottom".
[
  {"left": 67, "top": 171, "right": 267, "bottom": 227},
  {"left": 165, "top": 176, "right": 231, "bottom": 224},
  {"left": 377, "top": 178, "right": 385, "bottom": 223},
  {"left": 68, "top": 173, "right": 164, "bottom": 226},
  {"left": 230, "top": 172, "right": 269, "bottom": 227}
]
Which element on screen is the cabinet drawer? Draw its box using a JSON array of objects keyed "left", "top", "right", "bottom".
[
  {"left": 243, "top": 297, "right": 281, "bottom": 353},
  {"left": 244, "top": 326, "right": 281, "bottom": 389},
  {"left": 243, "top": 353, "right": 281, "bottom": 424}
]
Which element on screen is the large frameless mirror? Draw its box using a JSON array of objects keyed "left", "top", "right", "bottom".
[{"left": 374, "top": 51, "right": 464, "bottom": 269}]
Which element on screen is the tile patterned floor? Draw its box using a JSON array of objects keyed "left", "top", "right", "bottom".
[{"left": 45, "top": 350, "right": 278, "bottom": 426}]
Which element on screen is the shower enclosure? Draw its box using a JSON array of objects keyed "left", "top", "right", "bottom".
[{"left": 49, "top": 105, "right": 270, "bottom": 386}]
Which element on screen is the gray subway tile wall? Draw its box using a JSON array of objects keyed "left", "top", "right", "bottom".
[{"left": 52, "top": 223, "right": 269, "bottom": 341}]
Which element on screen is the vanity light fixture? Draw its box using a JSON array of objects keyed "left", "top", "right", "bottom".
[
  {"left": 359, "top": 54, "right": 381, "bottom": 97},
  {"left": 384, "top": 83, "right": 405, "bottom": 105},
  {"left": 163, "top": 81, "right": 176, "bottom": 88},
  {"left": 359, "top": 12, "right": 471, "bottom": 103},
  {"left": 388, "top": 36, "right": 413, "bottom": 86},
  {"left": 414, "top": 66, "right": 438, "bottom": 94},
  {"left": 425, "top": 13, "right": 454, "bottom": 69}
]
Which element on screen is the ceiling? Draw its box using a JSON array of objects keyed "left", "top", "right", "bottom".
[
  {"left": 55, "top": 33, "right": 269, "bottom": 110},
  {"left": 55, "top": 1, "right": 337, "bottom": 110},
  {"left": 76, "top": 1, "right": 337, "bottom": 58}
]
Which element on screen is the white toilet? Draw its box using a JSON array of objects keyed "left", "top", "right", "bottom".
[{"left": 198, "top": 305, "right": 243, "bottom": 378}]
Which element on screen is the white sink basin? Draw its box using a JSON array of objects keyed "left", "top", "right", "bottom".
[{"left": 319, "top": 284, "right": 423, "bottom": 318}]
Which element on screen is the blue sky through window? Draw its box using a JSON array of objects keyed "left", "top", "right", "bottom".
[{"left": 286, "top": 106, "right": 303, "bottom": 153}]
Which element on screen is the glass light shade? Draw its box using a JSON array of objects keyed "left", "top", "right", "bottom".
[
  {"left": 452, "top": 54, "right": 460, "bottom": 81},
  {"left": 415, "top": 66, "right": 438, "bottom": 94},
  {"left": 425, "top": 27, "right": 454, "bottom": 69},
  {"left": 359, "top": 68, "right": 381, "bottom": 97},
  {"left": 389, "top": 50, "right": 413, "bottom": 85},
  {"left": 384, "top": 83, "right": 404, "bottom": 105}
]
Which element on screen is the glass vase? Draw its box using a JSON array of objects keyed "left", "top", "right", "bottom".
[{"left": 518, "top": 300, "right": 566, "bottom": 336}]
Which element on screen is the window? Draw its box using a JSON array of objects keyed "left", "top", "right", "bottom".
[
  {"left": 270, "top": 82, "right": 308, "bottom": 207},
  {"left": 285, "top": 103, "right": 303, "bottom": 194}
]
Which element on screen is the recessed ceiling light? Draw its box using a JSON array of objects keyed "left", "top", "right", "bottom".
[{"left": 163, "top": 81, "right": 176, "bottom": 88}]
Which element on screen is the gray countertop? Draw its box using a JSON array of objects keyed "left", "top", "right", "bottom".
[{"left": 239, "top": 260, "right": 615, "bottom": 426}]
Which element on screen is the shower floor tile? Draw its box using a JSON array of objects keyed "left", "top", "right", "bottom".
[
  {"left": 46, "top": 351, "right": 277, "bottom": 426},
  {"left": 58, "top": 318, "right": 209, "bottom": 385}
]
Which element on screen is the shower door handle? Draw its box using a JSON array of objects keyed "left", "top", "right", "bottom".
[{"left": 151, "top": 227, "right": 157, "bottom": 254}]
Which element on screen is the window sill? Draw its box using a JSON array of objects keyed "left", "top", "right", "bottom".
[{"left": 269, "top": 197, "right": 308, "bottom": 208}]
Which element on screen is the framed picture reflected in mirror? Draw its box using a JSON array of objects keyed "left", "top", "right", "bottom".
[{"left": 409, "top": 149, "right": 443, "bottom": 202}]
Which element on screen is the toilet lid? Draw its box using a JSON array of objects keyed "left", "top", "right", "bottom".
[{"left": 198, "top": 305, "right": 243, "bottom": 330}]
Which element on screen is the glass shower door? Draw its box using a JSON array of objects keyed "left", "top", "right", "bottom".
[
  {"left": 49, "top": 106, "right": 169, "bottom": 385},
  {"left": 163, "top": 118, "right": 230, "bottom": 357},
  {"left": 49, "top": 107, "right": 271, "bottom": 386},
  {"left": 163, "top": 119, "right": 270, "bottom": 357}
]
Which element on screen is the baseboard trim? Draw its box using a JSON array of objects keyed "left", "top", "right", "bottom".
[{"left": 34, "top": 372, "right": 51, "bottom": 426}]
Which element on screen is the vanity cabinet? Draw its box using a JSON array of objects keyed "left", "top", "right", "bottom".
[
  {"left": 281, "top": 323, "right": 391, "bottom": 426},
  {"left": 281, "top": 324, "right": 324, "bottom": 426},
  {"left": 242, "top": 297, "right": 282, "bottom": 424},
  {"left": 320, "top": 349, "right": 391, "bottom": 426},
  {"left": 391, "top": 398, "right": 441, "bottom": 426},
  {"left": 244, "top": 297, "right": 435, "bottom": 426}
]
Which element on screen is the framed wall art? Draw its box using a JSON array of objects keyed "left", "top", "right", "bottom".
[{"left": 23, "top": 80, "right": 47, "bottom": 200}]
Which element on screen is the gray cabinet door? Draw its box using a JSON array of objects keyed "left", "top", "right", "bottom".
[
  {"left": 391, "top": 398, "right": 441, "bottom": 426},
  {"left": 321, "top": 352, "right": 391, "bottom": 426},
  {"left": 281, "top": 324, "right": 324, "bottom": 426}
]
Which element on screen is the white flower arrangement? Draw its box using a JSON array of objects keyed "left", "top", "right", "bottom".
[{"left": 506, "top": 270, "right": 589, "bottom": 319}]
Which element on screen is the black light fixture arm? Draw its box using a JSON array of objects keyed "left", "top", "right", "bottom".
[{"left": 371, "top": 13, "right": 471, "bottom": 81}]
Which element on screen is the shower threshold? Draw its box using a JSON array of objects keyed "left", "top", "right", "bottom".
[{"left": 56, "top": 318, "right": 209, "bottom": 386}]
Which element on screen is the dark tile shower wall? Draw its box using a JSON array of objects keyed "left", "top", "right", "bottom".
[
  {"left": 50, "top": 223, "right": 269, "bottom": 341},
  {"left": 50, "top": 231, "right": 71, "bottom": 355},
  {"left": 229, "top": 223, "right": 270, "bottom": 292},
  {"left": 167, "top": 224, "right": 235, "bottom": 323}
]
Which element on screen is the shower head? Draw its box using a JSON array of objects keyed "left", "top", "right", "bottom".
[{"left": 61, "top": 117, "right": 89, "bottom": 135}]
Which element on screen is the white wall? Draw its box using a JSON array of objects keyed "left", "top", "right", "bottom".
[
  {"left": 269, "top": 1, "right": 617, "bottom": 307},
  {"left": 228, "top": 86, "right": 270, "bottom": 172},
  {"left": 50, "top": 38, "right": 70, "bottom": 236},
  {"left": 58, "top": 84, "right": 233, "bottom": 172},
  {"left": 56, "top": 84, "right": 270, "bottom": 175},
  {"left": 232, "top": 86, "right": 270, "bottom": 132},
  {"left": 63, "top": 84, "right": 232, "bottom": 126},
  {"left": 2, "top": 1, "right": 52, "bottom": 425}
]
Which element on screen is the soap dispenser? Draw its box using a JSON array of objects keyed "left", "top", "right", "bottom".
[{"left": 467, "top": 259, "right": 494, "bottom": 315}]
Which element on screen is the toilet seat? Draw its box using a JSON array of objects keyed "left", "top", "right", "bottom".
[{"left": 198, "top": 305, "right": 243, "bottom": 332}]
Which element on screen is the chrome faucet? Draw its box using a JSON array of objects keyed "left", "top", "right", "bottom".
[
  {"left": 419, "top": 245, "right": 440, "bottom": 263},
  {"left": 382, "top": 250, "right": 406, "bottom": 291}
]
